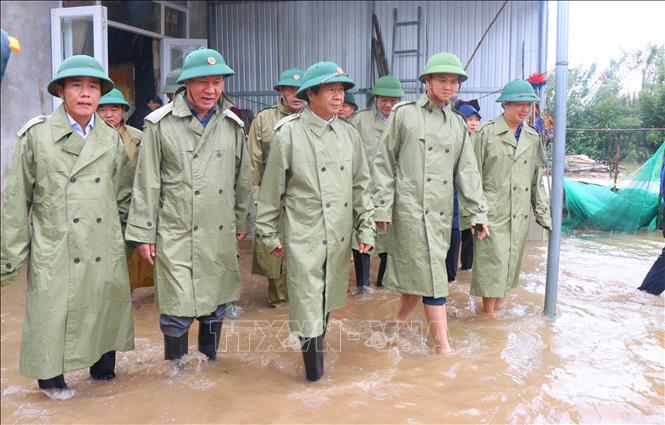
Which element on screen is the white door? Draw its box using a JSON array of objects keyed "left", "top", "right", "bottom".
[
  {"left": 160, "top": 38, "right": 207, "bottom": 102},
  {"left": 51, "top": 5, "right": 108, "bottom": 109}
]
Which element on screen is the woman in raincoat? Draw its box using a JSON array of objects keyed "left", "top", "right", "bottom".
[{"left": 470, "top": 80, "right": 552, "bottom": 314}]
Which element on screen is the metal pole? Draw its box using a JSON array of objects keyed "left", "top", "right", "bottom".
[{"left": 544, "top": 0, "right": 569, "bottom": 318}]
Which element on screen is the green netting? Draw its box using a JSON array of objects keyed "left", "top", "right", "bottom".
[{"left": 563, "top": 142, "right": 665, "bottom": 233}]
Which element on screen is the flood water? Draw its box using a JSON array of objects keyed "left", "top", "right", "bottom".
[{"left": 1, "top": 233, "right": 663, "bottom": 424}]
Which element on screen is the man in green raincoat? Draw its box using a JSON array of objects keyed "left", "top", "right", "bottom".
[
  {"left": 249, "top": 68, "right": 305, "bottom": 307},
  {"left": 0, "top": 55, "right": 134, "bottom": 391},
  {"left": 470, "top": 80, "right": 551, "bottom": 314},
  {"left": 161, "top": 68, "right": 183, "bottom": 102},
  {"left": 97, "top": 88, "right": 142, "bottom": 169},
  {"left": 373, "top": 52, "right": 489, "bottom": 354},
  {"left": 255, "top": 61, "right": 375, "bottom": 381},
  {"left": 125, "top": 48, "right": 253, "bottom": 362},
  {"left": 351, "top": 75, "right": 404, "bottom": 293}
]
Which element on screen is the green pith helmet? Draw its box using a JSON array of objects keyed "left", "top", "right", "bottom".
[
  {"left": 177, "top": 48, "right": 234, "bottom": 83},
  {"left": 295, "top": 61, "right": 355, "bottom": 100},
  {"left": 161, "top": 68, "right": 183, "bottom": 94},
  {"left": 274, "top": 68, "right": 305, "bottom": 91},
  {"left": 372, "top": 75, "right": 405, "bottom": 98},
  {"left": 418, "top": 52, "right": 468, "bottom": 83},
  {"left": 344, "top": 91, "right": 358, "bottom": 108},
  {"left": 495, "top": 79, "right": 540, "bottom": 102},
  {"left": 98, "top": 88, "right": 131, "bottom": 110},
  {"left": 47, "top": 55, "right": 114, "bottom": 96}
]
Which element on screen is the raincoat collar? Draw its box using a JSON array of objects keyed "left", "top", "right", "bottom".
[
  {"left": 418, "top": 93, "right": 452, "bottom": 120},
  {"left": 302, "top": 105, "right": 338, "bottom": 137}
]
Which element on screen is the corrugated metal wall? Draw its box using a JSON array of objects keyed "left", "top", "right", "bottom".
[{"left": 209, "top": 0, "right": 545, "bottom": 118}]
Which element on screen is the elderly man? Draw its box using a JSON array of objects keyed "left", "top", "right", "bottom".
[
  {"left": 255, "top": 61, "right": 375, "bottom": 381},
  {"left": 351, "top": 75, "right": 405, "bottom": 292},
  {"left": 249, "top": 68, "right": 305, "bottom": 307},
  {"left": 1, "top": 55, "right": 134, "bottom": 392},
  {"left": 373, "top": 52, "right": 489, "bottom": 354},
  {"left": 125, "top": 48, "right": 252, "bottom": 362},
  {"left": 470, "top": 80, "right": 551, "bottom": 315}
]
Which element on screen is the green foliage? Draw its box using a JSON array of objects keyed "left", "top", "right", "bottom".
[{"left": 547, "top": 44, "right": 665, "bottom": 162}]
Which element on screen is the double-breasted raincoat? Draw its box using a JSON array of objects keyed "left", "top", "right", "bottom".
[
  {"left": 0, "top": 106, "right": 135, "bottom": 379},
  {"left": 124, "top": 91, "right": 253, "bottom": 317},
  {"left": 373, "top": 94, "right": 488, "bottom": 298},
  {"left": 255, "top": 106, "right": 375, "bottom": 337},
  {"left": 470, "top": 115, "right": 551, "bottom": 297}
]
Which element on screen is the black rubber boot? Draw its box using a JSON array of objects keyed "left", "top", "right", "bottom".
[
  {"left": 198, "top": 319, "right": 223, "bottom": 360},
  {"left": 352, "top": 249, "right": 370, "bottom": 288},
  {"left": 164, "top": 333, "right": 189, "bottom": 361},
  {"left": 376, "top": 253, "right": 388, "bottom": 287},
  {"left": 38, "top": 374, "right": 67, "bottom": 390},
  {"left": 90, "top": 351, "right": 116, "bottom": 380},
  {"left": 300, "top": 335, "right": 324, "bottom": 382}
]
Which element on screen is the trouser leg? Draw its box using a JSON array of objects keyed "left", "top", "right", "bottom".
[
  {"left": 197, "top": 304, "right": 226, "bottom": 360},
  {"left": 376, "top": 253, "right": 388, "bottom": 287},
  {"left": 38, "top": 374, "right": 67, "bottom": 390},
  {"left": 445, "top": 228, "right": 461, "bottom": 282},
  {"left": 460, "top": 229, "right": 474, "bottom": 270},
  {"left": 90, "top": 351, "right": 116, "bottom": 380},
  {"left": 160, "top": 314, "right": 194, "bottom": 361},
  {"left": 352, "top": 249, "right": 370, "bottom": 288},
  {"left": 267, "top": 274, "right": 288, "bottom": 306},
  {"left": 638, "top": 247, "right": 665, "bottom": 295}
]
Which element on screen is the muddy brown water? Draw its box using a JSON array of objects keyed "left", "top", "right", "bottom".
[{"left": 1, "top": 233, "right": 663, "bottom": 424}]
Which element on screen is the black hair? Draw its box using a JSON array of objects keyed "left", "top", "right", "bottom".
[{"left": 147, "top": 95, "right": 163, "bottom": 105}]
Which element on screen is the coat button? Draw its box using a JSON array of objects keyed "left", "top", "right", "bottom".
[
  {"left": 344, "top": 202, "right": 348, "bottom": 207},
  {"left": 73, "top": 258, "right": 80, "bottom": 264},
  {"left": 95, "top": 177, "right": 101, "bottom": 183},
  {"left": 194, "top": 190, "right": 200, "bottom": 195},
  {"left": 147, "top": 221, "right": 152, "bottom": 227},
  {"left": 322, "top": 240, "right": 328, "bottom": 245},
  {"left": 445, "top": 148, "right": 450, "bottom": 153},
  {"left": 425, "top": 210, "right": 429, "bottom": 215},
  {"left": 5, "top": 263, "right": 11, "bottom": 269},
  {"left": 525, "top": 187, "right": 529, "bottom": 191},
  {"left": 426, "top": 177, "right": 431, "bottom": 182},
  {"left": 193, "top": 153, "right": 199, "bottom": 159},
  {"left": 513, "top": 214, "right": 517, "bottom": 219},
  {"left": 340, "top": 165, "right": 345, "bottom": 171},
  {"left": 439, "top": 211, "right": 444, "bottom": 216},
  {"left": 380, "top": 200, "right": 385, "bottom": 205},
  {"left": 513, "top": 186, "right": 517, "bottom": 191},
  {"left": 428, "top": 146, "right": 433, "bottom": 151},
  {"left": 325, "top": 202, "right": 331, "bottom": 208},
  {"left": 218, "top": 189, "right": 223, "bottom": 194},
  {"left": 70, "top": 176, "right": 76, "bottom": 183},
  {"left": 219, "top": 225, "right": 224, "bottom": 230},
  {"left": 96, "top": 217, "right": 102, "bottom": 223},
  {"left": 428, "top": 109, "right": 432, "bottom": 113},
  {"left": 321, "top": 167, "right": 326, "bottom": 172},
  {"left": 73, "top": 217, "right": 79, "bottom": 223},
  {"left": 443, "top": 180, "right": 448, "bottom": 185},
  {"left": 95, "top": 256, "right": 101, "bottom": 262},
  {"left": 217, "top": 152, "right": 222, "bottom": 157},
  {"left": 193, "top": 225, "right": 199, "bottom": 231},
  {"left": 524, "top": 160, "right": 527, "bottom": 164}
]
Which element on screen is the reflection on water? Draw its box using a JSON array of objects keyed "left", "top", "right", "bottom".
[{"left": 1, "top": 233, "right": 663, "bottom": 424}]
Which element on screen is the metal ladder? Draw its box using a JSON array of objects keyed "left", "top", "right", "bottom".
[{"left": 390, "top": 6, "right": 423, "bottom": 93}]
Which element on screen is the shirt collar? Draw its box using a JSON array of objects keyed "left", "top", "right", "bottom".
[
  {"left": 65, "top": 111, "right": 94, "bottom": 139},
  {"left": 184, "top": 95, "right": 217, "bottom": 125}
]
